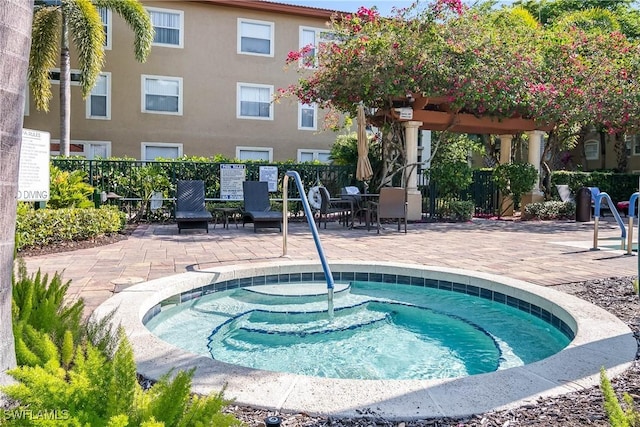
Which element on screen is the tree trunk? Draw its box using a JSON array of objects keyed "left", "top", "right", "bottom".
[
  {"left": 614, "top": 133, "right": 628, "bottom": 172},
  {"left": 60, "top": 11, "right": 71, "bottom": 157},
  {"left": 0, "top": 0, "right": 33, "bottom": 388}
]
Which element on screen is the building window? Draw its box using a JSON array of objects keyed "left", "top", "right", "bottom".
[
  {"left": 298, "top": 149, "right": 331, "bottom": 163},
  {"left": 236, "top": 146, "right": 273, "bottom": 162},
  {"left": 584, "top": 140, "right": 599, "bottom": 160},
  {"left": 299, "top": 26, "right": 332, "bottom": 68},
  {"left": 98, "top": 7, "right": 112, "bottom": 50},
  {"left": 148, "top": 7, "right": 183, "bottom": 48},
  {"left": 238, "top": 19, "right": 274, "bottom": 56},
  {"left": 49, "top": 68, "right": 81, "bottom": 85},
  {"left": 237, "top": 83, "right": 273, "bottom": 120},
  {"left": 142, "top": 75, "right": 183, "bottom": 115},
  {"left": 50, "top": 140, "right": 111, "bottom": 159},
  {"left": 142, "top": 142, "right": 183, "bottom": 161},
  {"left": 86, "top": 72, "right": 110, "bottom": 119},
  {"left": 298, "top": 103, "right": 317, "bottom": 130},
  {"left": 626, "top": 135, "right": 640, "bottom": 156}
]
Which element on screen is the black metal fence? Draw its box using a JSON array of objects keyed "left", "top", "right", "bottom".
[
  {"left": 52, "top": 159, "right": 356, "bottom": 200},
  {"left": 421, "top": 170, "right": 498, "bottom": 218},
  {"left": 52, "top": 159, "right": 500, "bottom": 219}
]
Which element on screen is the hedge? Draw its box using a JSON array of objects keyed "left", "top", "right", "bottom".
[{"left": 16, "top": 205, "right": 126, "bottom": 251}]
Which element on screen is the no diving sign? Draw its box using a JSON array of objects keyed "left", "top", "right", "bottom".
[{"left": 18, "top": 128, "right": 50, "bottom": 202}]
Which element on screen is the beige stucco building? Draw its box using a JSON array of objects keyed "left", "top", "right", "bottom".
[{"left": 23, "top": 0, "right": 341, "bottom": 162}]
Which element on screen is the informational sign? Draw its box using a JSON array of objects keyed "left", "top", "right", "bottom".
[
  {"left": 18, "top": 128, "right": 50, "bottom": 202},
  {"left": 220, "top": 164, "right": 246, "bottom": 200},
  {"left": 259, "top": 166, "right": 278, "bottom": 192}
]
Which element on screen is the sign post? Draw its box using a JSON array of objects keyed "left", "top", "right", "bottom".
[
  {"left": 18, "top": 129, "right": 50, "bottom": 203},
  {"left": 220, "top": 164, "right": 246, "bottom": 200},
  {"left": 259, "top": 166, "right": 278, "bottom": 192}
]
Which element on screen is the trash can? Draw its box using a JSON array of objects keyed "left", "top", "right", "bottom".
[{"left": 576, "top": 187, "right": 592, "bottom": 222}]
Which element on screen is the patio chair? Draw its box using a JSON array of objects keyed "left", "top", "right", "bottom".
[
  {"left": 317, "top": 186, "right": 354, "bottom": 229},
  {"left": 241, "top": 181, "right": 282, "bottom": 232},
  {"left": 341, "top": 186, "right": 372, "bottom": 227},
  {"left": 175, "top": 180, "right": 213, "bottom": 233},
  {"left": 555, "top": 184, "right": 574, "bottom": 203},
  {"left": 376, "top": 187, "right": 407, "bottom": 234}
]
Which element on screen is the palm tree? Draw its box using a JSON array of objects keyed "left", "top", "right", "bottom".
[
  {"left": 30, "top": 0, "right": 153, "bottom": 156},
  {"left": 0, "top": 0, "right": 33, "bottom": 386}
]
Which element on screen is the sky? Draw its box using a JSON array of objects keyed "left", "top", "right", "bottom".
[
  {"left": 270, "top": 1, "right": 518, "bottom": 16},
  {"left": 274, "top": 0, "right": 416, "bottom": 16}
]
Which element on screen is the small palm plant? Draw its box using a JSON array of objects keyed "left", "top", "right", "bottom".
[{"left": 29, "top": 0, "right": 153, "bottom": 156}]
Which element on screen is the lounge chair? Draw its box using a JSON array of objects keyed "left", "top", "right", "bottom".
[
  {"left": 175, "top": 180, "right": 212, "bottom": 233},
  {"left": 241, "top": 181, "right": 282, "bottom": 232},
  {"left": 376, "top": 187, "right": 407, "bottom": 233}
]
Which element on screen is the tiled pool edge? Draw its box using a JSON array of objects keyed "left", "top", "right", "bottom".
[{"left": 93, "top": 260, "right": 637, "bottom": 420}]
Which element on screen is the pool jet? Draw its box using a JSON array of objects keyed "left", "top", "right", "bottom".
[{"left": 282, "top": 171, "right": 335, "bottom": 317}]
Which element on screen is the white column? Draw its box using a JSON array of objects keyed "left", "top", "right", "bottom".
[
  {"left": 498, "top": 134, "right": 512, "bottom": 164},
  {"left": 404, "top": 121, "right": 423, "bottom": 220},
  {"left": 498, "top": 134, "right": 514, "bottom": 215},
  {"left": 526, "top": 130, "right": 544, "bottom": 194}
]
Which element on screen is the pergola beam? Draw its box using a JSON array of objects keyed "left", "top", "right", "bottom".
[{"left": 377, "top": 95, "right": 552, "bottom": 135}]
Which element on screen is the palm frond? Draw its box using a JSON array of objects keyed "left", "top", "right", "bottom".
[
  {"left": 29, "top": 6, "right": 62, "bottom": 112},
  {"left": 65, "top": 0, "right": 105, "bottom": 98},
  {"left": 94, "top": 0, "right": 154, "bottom": 62}
]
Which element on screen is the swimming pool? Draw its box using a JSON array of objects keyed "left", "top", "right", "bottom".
[
  {"left": 93, "top": 261, "right": 636, "bottom": 419},
  {"left": 145, "top": 280, "right": 571, "bottom": 380}
]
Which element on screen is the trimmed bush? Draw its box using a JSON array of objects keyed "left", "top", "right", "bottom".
[
  {"left": 436, "top": 200, "right": 475, "bottom": 222},
  {"left": 523, "top": 201, "right": 575, "bottom": 220},
  {"left": 15, "top": 204, "right": 125, "bottom": 251}
]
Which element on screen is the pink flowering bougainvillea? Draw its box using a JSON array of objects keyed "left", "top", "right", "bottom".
[{"left": 277, "top": 0, "right": 640, "bottom": 137}]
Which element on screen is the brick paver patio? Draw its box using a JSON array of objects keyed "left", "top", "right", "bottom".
[{"left": 21, "top": 217, "right": 638, "bottom": 315}]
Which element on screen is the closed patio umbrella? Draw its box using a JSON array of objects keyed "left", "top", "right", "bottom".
[{"left": 356, "top": 103, "right": 373, "bottom": 182}]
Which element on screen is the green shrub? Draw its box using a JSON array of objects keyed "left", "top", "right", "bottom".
[
  {"left": 3, "top": 265, "right": 242, "bottom": 427},
  {"left": 436, "top": 200, "right": 475, "bottom": 221},
  {"left": 523, "top": 201, "right": 575, "bottom": 220},
  {"left": 600, "top": 367, "right": 640, "bottom": 427},
  {"left": 48, "top": 165, "right": 95, "bottom": 209},
  {"left": 426, "top": 133, "right": 482, "bottom": 198},
  {"left": 15, "top": 205, "right": 125, "bottom": 251},
  {"left": 3, "top": 333, "right": 242, "bottom": 427},
  {"left": 11, "top": 259, "right": 84, "bottom": 366},
  {"left": 113, "top": 164, "right": 171, "bottom": 223},
  {"left": 493, "top": 163, "right": 538, "bottom": 212}
]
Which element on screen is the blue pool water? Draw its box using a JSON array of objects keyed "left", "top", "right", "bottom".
[{"left": 145, "top": 281, "right": 571, "bottom": 380}]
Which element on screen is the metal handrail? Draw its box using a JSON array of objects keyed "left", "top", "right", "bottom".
[
  {"left": 593, "top": 192, "right": 627, "bottom": 251},
  {"left": 282, "top": 170, "right": 335, "bottom": 317},
  {"left": 626, "top": 192, "right": 639, "bottom": 255}
]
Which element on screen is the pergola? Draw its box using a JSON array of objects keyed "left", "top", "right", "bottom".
[
  {"left": 373, "top": 95, "right": 552, "bottom": 219},
  {"left": 374, "top": 95, "right": 552, "bottom": 134}
]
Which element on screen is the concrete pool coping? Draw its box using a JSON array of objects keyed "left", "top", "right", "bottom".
[{"left": 93, "top": 260, "right": 636, "bottom": 420}]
